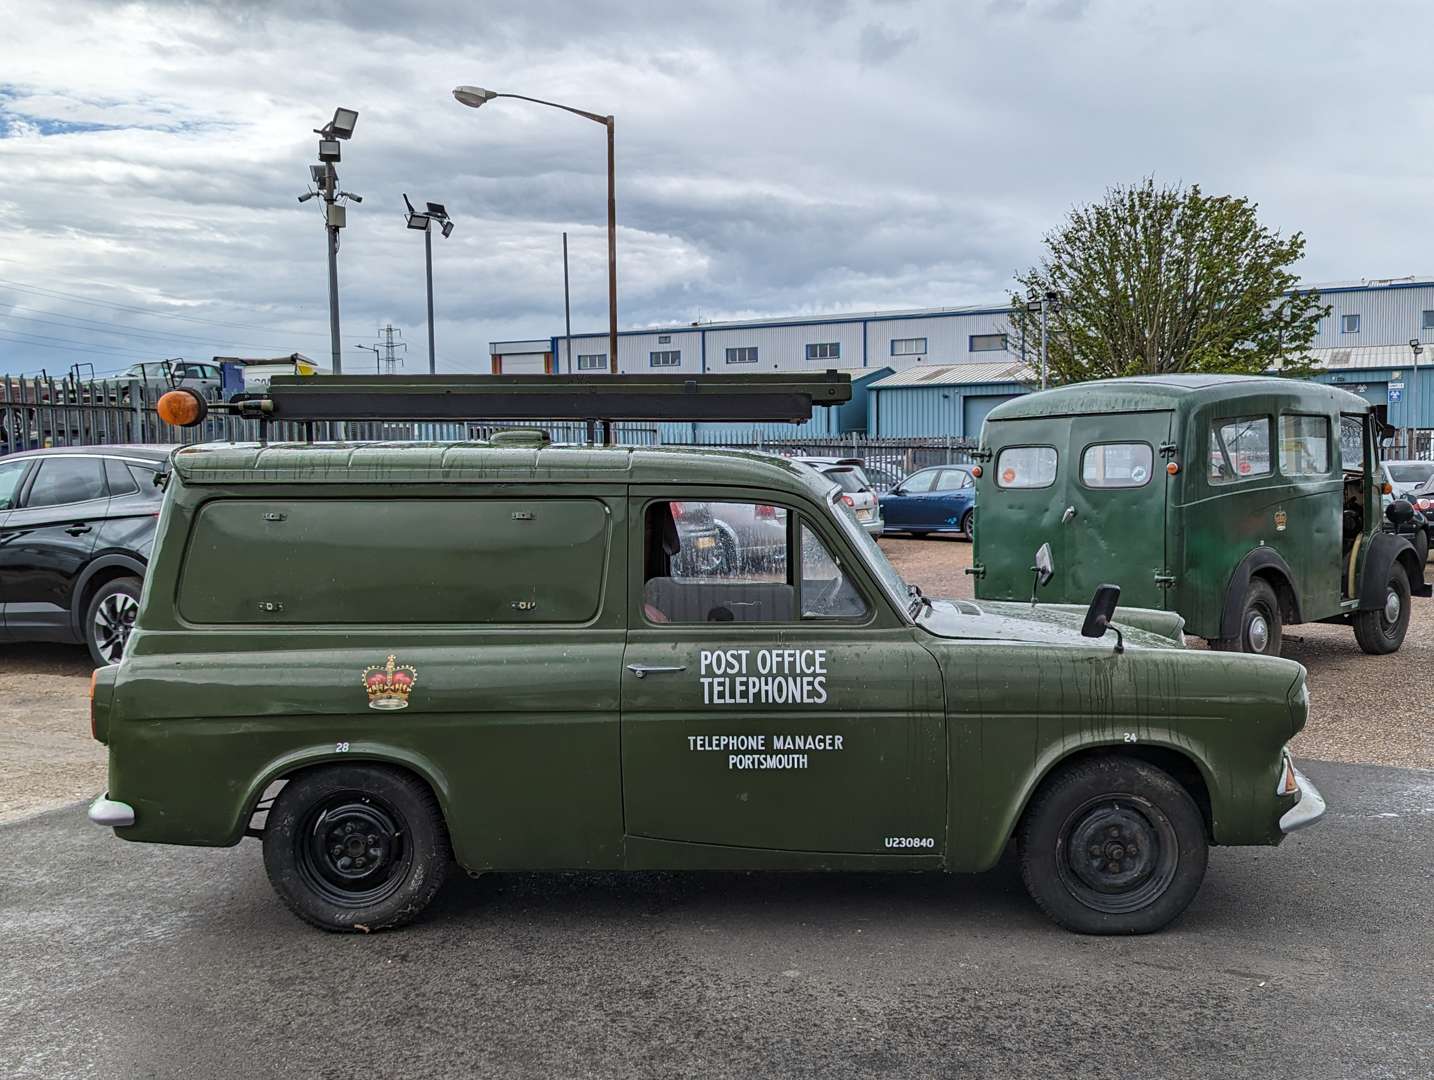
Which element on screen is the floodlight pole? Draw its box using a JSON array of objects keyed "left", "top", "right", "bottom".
[
  {"left": 425, "top": 227, "right": 436, "bottom": 375},
  {"left": 327, "top": 212, "right": 342, "bottom": 374},
  {"left": 1039, "top": 295, "right": 1049, "bottom": 390}
]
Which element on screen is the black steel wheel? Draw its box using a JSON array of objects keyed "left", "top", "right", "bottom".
[
  {"left": 1018, "top": 756, "right": 1207, "bottom": 934},
  {"left": 1353, "top": 564, "right": 1412, "bottom": 655},
  {"left": 263, "top": 764, "right": 451, "bottom": 932},
  {"left": 85, "top": 577, "right": 142, "bottom": 666}
]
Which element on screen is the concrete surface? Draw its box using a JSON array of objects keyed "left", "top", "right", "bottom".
[{"left": 2, "top": 760, "right": 1430, "bottom": 1080}]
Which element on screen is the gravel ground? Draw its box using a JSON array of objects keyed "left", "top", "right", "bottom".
[{"left": 0, "top": 538, "right": 1428, "bottom": 824}]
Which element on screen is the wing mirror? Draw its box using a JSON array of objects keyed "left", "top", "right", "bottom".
[
  {"left": 1081, "top": 584, "right": 1124, "bottom": 653},
  {"left": 1387, "top": 499, "right": 1415, "bottom": 527},
  {"left": 1028, "top": 542, "right": 1054, "bottom": 606}
]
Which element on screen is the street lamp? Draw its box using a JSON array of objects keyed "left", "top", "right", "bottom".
[
  {"left": 1410, "top": 338, "right": 1423, "bottom": 456},
  {"left": 403, "top": 195, "right": 455, "bottom": 375},
  {"left": 453, "top": 84, "right": 618, "bottom": 376},
  {"left": 297, "top": 106, "right": 360, "bottom": 375},
  {"left": 354, "top": 344, "right": 381, "bottom": 374}
]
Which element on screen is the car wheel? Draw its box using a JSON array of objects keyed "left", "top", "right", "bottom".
[
  {"left": 1211, "top": 578, "right": 1282, "bottom": 655},
  {"left": 1353, "top": 565, "right": 1412, "bottom": 655},
  {"left": 1018, "top": 755, "right": 1208, "bottom": 935},
  {"left": 85, "top": 576, "right": 143, "bottom": 666},
  {"left": 960, "top": 508, "right": 975, "bottom": 541},
  {"left": 263, "top": 764, "right": 451, "bottom": 932}
]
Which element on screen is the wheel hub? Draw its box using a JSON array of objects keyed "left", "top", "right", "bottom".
[
  {"left": 93, "top": 592, "right": 139, "bottom": 663},
  {"left": 1383, "top": 588, "right": 1401, "bottom": 625},
  {"left": 298, "top": 796, "right": 408, "bottom": 907},
  {"left": 1067, "top": 806, "right": 1159, "bottom": 895},
  {"left": 1247, "top": 614, "right": 1269, "bottom": 652}
]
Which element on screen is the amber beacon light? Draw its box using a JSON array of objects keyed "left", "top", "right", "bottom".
[{"left": 157, "top": 387, "right": 208, "bottom": 427}]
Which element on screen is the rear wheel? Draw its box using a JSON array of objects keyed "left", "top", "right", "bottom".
[
  {"left": 85, "top": 576, "right": 142, "bottom": 666},
  {"left": 1413, "top": 529, "right": 1429, "bottom": 566},
  {"left": 1353, "top": 565, "right": 1412, "bottom": 655},
  {"left": 263, "top": 765, "right": 451, "bottom": 932},
  {"left": 1018, "top": 756, "right": 1207, "bottom": 935},
  {"left": 960, "top": 508, "right": 975, "bottom": 541},
  {"left": 1211, "top": 578, "right": 1282, "bottom": 655}
]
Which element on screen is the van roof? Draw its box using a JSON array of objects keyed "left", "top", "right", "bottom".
[
  {"left": 169, "top": 441, "right": 837, "bottom": 497},
  {"left": 986, "top": 374, "right": 1369, "bottom": 421}
]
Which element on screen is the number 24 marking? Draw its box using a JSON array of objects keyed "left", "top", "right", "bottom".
[{"left": 1123, "top": 732, "right": 1139, "bottom": 743}]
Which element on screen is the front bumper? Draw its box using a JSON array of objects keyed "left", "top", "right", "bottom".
[
  {"left": 1279, "top": 767, "right": 1327, "bottom": 833},
  {"left": 87, "top": 793, "right": 135, "bottom": 828}
]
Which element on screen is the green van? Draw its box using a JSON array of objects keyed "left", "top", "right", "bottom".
[{"left": 972, "top": 375, "right": 1429, "bottom": 655}]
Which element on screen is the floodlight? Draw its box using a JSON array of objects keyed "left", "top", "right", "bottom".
[
  {"left": 341, "top": 192, "right": 362, "bottom": 203},
  {"left": 406, "top": 212, "right": 430, "bottom": 231},
  {"left": 426, "top": 202, "right": 448, "bottom": 219},
  {"left": 318, "top": 138, "right": 341, "bottom": 162},
  {"left": 329, "top": 107, "right": 358, "bottom": 139},
  {"left": 441, "top": 220, "right": 455, "bottom": 239},
  {"left": 453, "top": 85, "right": 498, "bottom": 108},
  {"left": 297, "top": 192, "right": 317, "bottom": 203}
]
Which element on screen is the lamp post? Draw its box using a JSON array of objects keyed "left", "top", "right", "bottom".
[
  {"left": 354, "top": 344, "right": 381, "bottom": 374},
  {"left": 297, "top": 108, "right": 360, "bottom": 375},
  {"left": 1410, "top": 338, "right": 1423, "bottom": 457},
  {"left": 403, "top": 196, "right": 455, "bottom": 375},
  {"left": 453, "top": 85, "right": 618, "bottom": 376}
]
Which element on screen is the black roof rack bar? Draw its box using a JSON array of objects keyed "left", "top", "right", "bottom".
[{"left": 249, "top": 372, "right": 853, "bottom": 423}]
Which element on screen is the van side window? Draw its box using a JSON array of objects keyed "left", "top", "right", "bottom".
[
  {"left": 1339, "top": 415, "right": 1365, "bottom": 472},
  {"left": 995, "top": 447, "right": 1058, "bottom": 489},
  {"left": 643, "top": 501, "right": 793, "bottom": 624},
  {"left": 1080, "top": 443, "right": 1153, "bottom": 488},
  {"left": 1208, "top": 417, "right": 1271, "bottom": 482},
  {"left": 1279, "top": 415, "right": 1331, "bottom": 477}
]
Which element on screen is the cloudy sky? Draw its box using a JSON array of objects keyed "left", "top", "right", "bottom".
[{"left": 0, "top": 0, "right": 1430, "bottom": 377}]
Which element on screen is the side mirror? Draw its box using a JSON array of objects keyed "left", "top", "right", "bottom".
[
  {"left": 890, "top": 485, "right": 905, "bottom": 496},
  {"left": 1387, "top": 499, "right": 1415, "bottom": 527},
  {"left": 1081, "top": 583, "right": 1124, "bottom": 653}
]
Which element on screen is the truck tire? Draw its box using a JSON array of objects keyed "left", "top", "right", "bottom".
[
  {"left": 263, "top": 764, "right": 451, "bottom": 932},
  {"left": 1018, "top": 756, "right": 1207, "bottom": 935},
  {"left": 1211, "top": 578, "right": 1282, "bottom": 655},
  {"left": 85, "top": 576, "right": 143, "bottom": 666},
  {"left": 1353, "top": 564, "right": 1412, "bottom": 655}
]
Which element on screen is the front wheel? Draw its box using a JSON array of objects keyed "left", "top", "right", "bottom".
[
  {"left": 1018, "top": 756, "right": 1208, "bottom": 934},
  {"left": 263, "top": 765, "right": 452, "bottom": 932},
  {"left": 1353, "top": 565, "right": 1412, "bottom": 655},
  {"left": 85, "top": 576, "right": 142, "bottom": 666}
]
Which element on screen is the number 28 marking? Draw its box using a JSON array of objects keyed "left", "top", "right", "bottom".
[{"left": 335, "top": 741, "right": 351, "bottom": 753}]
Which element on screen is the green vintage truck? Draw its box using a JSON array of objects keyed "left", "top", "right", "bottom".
[
  {"left": 87, "top": 436, "right": 1324, "bottom": 936},
  {"left": 972, "top": 375, "right": 1429, "bottom": 655}
]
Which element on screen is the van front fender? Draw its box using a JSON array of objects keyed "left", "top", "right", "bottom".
[{"left": 1359, "top": 531, "right": 1431, "bottom": 605}]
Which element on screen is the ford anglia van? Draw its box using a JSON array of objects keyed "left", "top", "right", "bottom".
[
  {"left": 88, "top": 439, "right": 1325, "bottom": 935},
  {"left": 972, "top": 375, "right": 1429, "bottom": 655}
]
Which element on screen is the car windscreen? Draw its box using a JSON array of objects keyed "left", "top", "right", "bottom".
[
  {"left": 828, "top": 492, "right": 913, "bottom": 615},
  {"left": 1387, "top": 463, "right": 1434, "bottom": 487}
]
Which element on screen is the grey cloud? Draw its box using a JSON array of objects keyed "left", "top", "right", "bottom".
[{"left": 857, "top": 22, "right": 919, "bottom": 65}]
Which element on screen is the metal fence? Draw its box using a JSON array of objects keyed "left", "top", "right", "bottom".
[{"left": 650, "top": 430, "right": 978, "bottom": 487}]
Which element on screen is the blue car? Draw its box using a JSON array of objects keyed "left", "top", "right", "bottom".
[{"left": 878, "top": 464, "right": 977, "bottom": 539}]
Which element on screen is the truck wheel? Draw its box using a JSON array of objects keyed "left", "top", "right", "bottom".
[
  {"left": 263, "top": 765, "right": 451, "bottom": 932},
  {"left": 1018, "top": 756, "right": 1207, "bottom": 935},
  {"left": 1414, "top": 530, "right": 1429, "bottom": 566},
  {"left": 1353, "top": 565, "right": 1412, "bottom": 655},
  {"left": 960, "top": 509, "right": 975, "bottom": 541},
  {"left": 85, "top": 576, "right": 142, "bottom": 666},
  {"left": 1211, "top": 579, "right": 1282, "bottom": 655}
]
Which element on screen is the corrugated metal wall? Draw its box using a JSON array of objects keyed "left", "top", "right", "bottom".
[
  {"left": 867, "top": 380, "right": 1026, "bottom": 438},
  {"left": 1309, "top": 283, "right": 1434, "bottom": 349}
]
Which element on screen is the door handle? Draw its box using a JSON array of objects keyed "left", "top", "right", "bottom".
[
  {"left": 1061, "top": 506, "right": 1077, "bottom": 524},
  {"left": 65, "top": 524, "right": 93, "bottom": 536},
  {"left": 626, "top": 664, "right": 687, "bottom": 679}
]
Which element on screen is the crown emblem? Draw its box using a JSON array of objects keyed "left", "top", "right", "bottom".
[{"left": 361, "top": 654, "right": 417, "bottom": 711}]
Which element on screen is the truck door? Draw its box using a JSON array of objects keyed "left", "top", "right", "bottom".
[
  {"left": 621, "top": 493, "right": 947, "bottom": 856},
  {"left": 1063, "top": 412, "right": 1174, "bottom": 611}
]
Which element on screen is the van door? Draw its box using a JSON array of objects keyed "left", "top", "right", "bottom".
[
  {"left": 1063, "top": 412, "right": 1174, "bottom": 611},
  {"left": 973, "top": 419, "right": 1069, "bottom": 602},
  {"left": 621, "top": 493, "right": 947, "bottom": 857}
]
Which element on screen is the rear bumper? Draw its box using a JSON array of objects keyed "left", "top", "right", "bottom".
[
  {"left": 87, "top": 793, "right": 135, "bottom": 828},
  {"left": 1279, "top": 767, "right": 1327, "bottom": 833}
]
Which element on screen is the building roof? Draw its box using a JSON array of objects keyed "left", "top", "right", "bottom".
[
  {"left": 986, "top": 374, "right": 1368, "bottom": 422},
  {"left": 487, "top": 340, "right": 552, "bottom": 354},
  {"left": 868, "top": 362, "right": 1032, "bottom": 389},
  {"left": 1301, "top": 344, "right": 1428, "bottom": 371}
]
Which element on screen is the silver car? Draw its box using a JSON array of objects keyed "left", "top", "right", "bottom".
[{"left": 795, "top": 457, "right": 883, "bottom": 537}]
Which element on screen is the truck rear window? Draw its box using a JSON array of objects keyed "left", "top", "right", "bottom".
[
  {"left": 178, "top": 498, "right": 609, "bottom": 624},
  {"left": 995, "top": 446, "right": 1057, "bottom": 489},
  {"left": 1080, "top": 443, "right": 1153, "bottom": 488}
]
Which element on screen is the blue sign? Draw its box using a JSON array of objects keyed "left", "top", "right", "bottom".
[{"left": 1389, "top": 386, "right": 1403, "bottom": 404}]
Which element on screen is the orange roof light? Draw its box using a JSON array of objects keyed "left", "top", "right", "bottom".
[{"left": 156, "top": 388, "right": 207, "bottom": 427}]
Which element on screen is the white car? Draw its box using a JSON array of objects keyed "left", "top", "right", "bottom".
[{"left": 795, "top": 457, "right": 883, "bottom": 537}]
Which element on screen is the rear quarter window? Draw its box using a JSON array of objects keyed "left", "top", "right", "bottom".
[
  {"left": 178, "top": 498, "right": 610, "bottom": 624},
  {"left": 1080, "top": 443, "right": 1153, "bottom": 489},
  {"left": 995, "top": 446, "right": 1058, "bottom": 489}
]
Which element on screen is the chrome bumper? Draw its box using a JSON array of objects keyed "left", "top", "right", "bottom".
[
  {"left": 1279, "top": 767, "right": 1326, "bottom": 833},
  {"left": 87, "top": 793, "right": 135, "bottom": 828}
]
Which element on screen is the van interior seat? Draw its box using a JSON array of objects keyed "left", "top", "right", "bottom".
[{"left": 643, "top": 577, "right": 795, "bottom": 623}]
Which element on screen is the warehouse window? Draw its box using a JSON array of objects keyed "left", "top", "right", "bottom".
[
  {"left": 970, "top": 333, "right": 1008, "bottom": 352},
  {"left": 650, "top": 350, "right": 681, "bottom": 367},
  {"left": 1341, "top": 314, "right": 1360, "bottom": 334},
  {"left": 725, "top": 346, "right": 759, "bottom": 364},
  {"left": 1423, "top": 310, "right": 1434, "bottom": 330},
  {"left": 657, "top": 335, "right": 672, "bottom": 344},
  {"left": 576, "top": 354, "right": 606, "bottom": 371},
  {"left": 890, "top": 337, "right": 927, "bottom": 356},
  {"left": 806, "top": 342, "right": 840, "bottom": 361}
]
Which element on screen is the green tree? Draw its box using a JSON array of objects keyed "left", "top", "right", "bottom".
[{"left": 1005, "top": 179, "right": 1328, "bottom": 385}]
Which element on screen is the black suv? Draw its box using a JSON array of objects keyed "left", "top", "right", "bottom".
[{"left": 0, "top": 445, "right": 169, "bottom": 665}]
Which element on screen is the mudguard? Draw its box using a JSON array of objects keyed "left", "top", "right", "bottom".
[
  {"left": 69, "top": 553, "right": 148, "bottom": 638},
  {"left": 1220, "top": 548, "right": 1301, "bottom": 639},
  {"left": 1359, "top": 532, "right": 1432, "bottom": 606}
]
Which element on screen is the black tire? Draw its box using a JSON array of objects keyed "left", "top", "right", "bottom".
[
  {"left": 960, "top": 509, "right": 975, "bottom": 541},
  {"left": 1018, "top": 756, "right": 1208, "bottom": 935},
  {"left": 1353, "top": 564, "right": 1412, "bottom": 655},
  {"left": 1414, "top": 529, "right": 1429, "bottom": 566},
  {"left": 85, "top": 576, "right": 143, "bottom": 667},
  {"left": 262, "top": 764, "right": 451, "bottom": 932},
  {"left": 908, "top": 529, "right": 930, "bottom": 538},
  {"left": 1210, "top": 578, "right": 1282, "bottom": 655}
]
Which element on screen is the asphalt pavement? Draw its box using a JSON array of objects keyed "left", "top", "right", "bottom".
[{"left": 2, "top": 760, "right": 1431, "bottom": 1080}]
